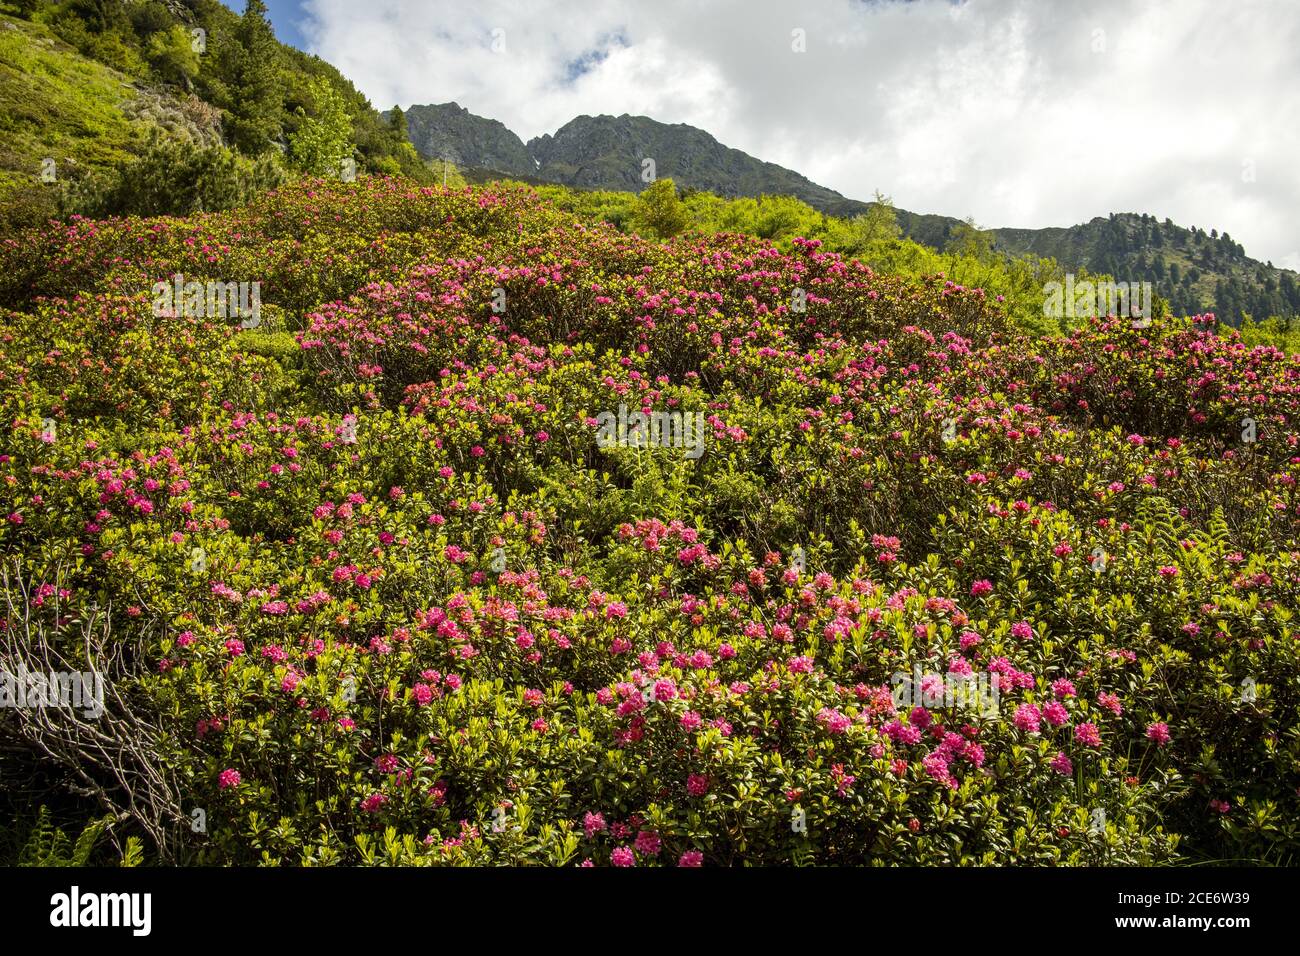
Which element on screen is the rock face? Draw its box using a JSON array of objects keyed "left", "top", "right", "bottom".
[
  {"left": 526, "top": 114, "right": 854, "bottom": 207},
  {"left": 399, "top": 105, "right": 857, "bottom": 208},
  {"left": 397, "top": 102, "right": 536, "bottom": 177}
]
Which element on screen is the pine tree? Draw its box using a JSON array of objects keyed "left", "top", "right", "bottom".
[
  {"left": 632, "top": 178, "right": 688, "bottom": 239},
  {"left": 214, "top": 0, "right": 285, "bottom": 154},
  {"left": 945, "top": 218, "right": 994, "bottom": 261},
  {"left": 147, "top": 24, "right": 200, "bottom": 90},
  {"left": 851, "top": 190, "right": 901, "bottom": 244},
  {"left": 288, "top": 77, "right": 354, "bottom": 176},
  {"left": 387, "top": 105, "right": 407, "bottom": 138}
]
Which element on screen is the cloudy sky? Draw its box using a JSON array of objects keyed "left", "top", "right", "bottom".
[{"left": 239, "top": 0, "right": 1299, "bottom": 269}]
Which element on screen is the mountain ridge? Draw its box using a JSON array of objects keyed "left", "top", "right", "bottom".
[{"left": 397, "top": 100, "right": 1300, "bottom": 324}]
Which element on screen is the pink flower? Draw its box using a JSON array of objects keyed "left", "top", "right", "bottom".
[
  {"left": 1010, "top": 620, "right": 1034, "bottom": 640},
  {"left": 218, "top": 768, "right": 241, "bottom": 790},
  {"left": 1043, "top": 701, "right": 1070, "bottom": 727},
  {"left": 1074, "top": 722, "right": 1102, "bottom": 746},
  {"left": 1146, "top": 722, "right": 1171, "bottom": 746},
  {"left": 687, "top": 774, "right": 710, "bottom": 796},
  {"left": 970, "top": 579, "right": 994, "bottom": 597},
  {"left": 652, "top": 679, "right": 677, "bottom": 701},
  {"left": 634, "top": 830, "right": 661, "bottom": 856},
  {"left": 921, "top": 752, "right": 955, "bottom": 789},
  {"left": 1013, "top": 703, "right": 1042, "bottom": 733},
  {"left": 817, "top": 707, "right": 852, "bottom": 735},
  {"left": 583, "top": 812, "right": 607, "bottom": 838},
  {"left": 1051, "top": 679, "right": 1077, "bottom": 699},
  {"left": 610, "top": 846, "right": 636, "bottom": 867},
  {"left": 678, "top": 850, "right": 704, "bottom": 867},
  {"left": 787, "top": 655, "right": 814, "bottom": 674},
  {"left": 1050, "top": 752, "right": 1073, "bottom": 775}
]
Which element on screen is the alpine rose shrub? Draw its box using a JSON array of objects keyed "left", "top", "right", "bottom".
[{"left": 0, "top": 177, "right": 1297, "bottom": 865}]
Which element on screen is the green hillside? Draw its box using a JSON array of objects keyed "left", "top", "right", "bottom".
[
  {"left": 0, "top": 0, "right": 431, "bottom": 227},
  {"left": 992, "top": 213, "right": 1300, "bottom": 324},
  {"left": 0, "top": 12, "right": 144, "bottom": 227}
]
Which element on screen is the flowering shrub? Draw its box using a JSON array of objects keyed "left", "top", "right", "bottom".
[{"left": 1, "top": 176, "right": 1297, "bottom": 865}]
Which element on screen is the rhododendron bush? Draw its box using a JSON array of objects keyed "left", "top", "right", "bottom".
[{"left": 1, "top": 177, "right": 1297, "bottom": 866}]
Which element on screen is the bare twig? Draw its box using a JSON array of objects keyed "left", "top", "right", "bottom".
[{"left": 1, "top": 560, "right": 188, "bottom": 861}]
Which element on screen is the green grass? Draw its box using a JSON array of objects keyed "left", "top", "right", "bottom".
[{"left": 0, "top": 14, "right": 139, "bottom": 210}]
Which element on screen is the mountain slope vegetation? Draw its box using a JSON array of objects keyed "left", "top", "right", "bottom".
[
  {"left": 397, "top": 101, "right": 1300, "bottom": 329},
  {"left": 2, "top": 0, "right": 1294, "bottom": 330},
  {"left": 0, "top": 0, "right": 430, "bottom": 227},
  {"left": 1, "top": 3, "right": 1298, "bottom": 869},
  {"left": 1, "top": 176, "right": 1297, "bottom": 865}
]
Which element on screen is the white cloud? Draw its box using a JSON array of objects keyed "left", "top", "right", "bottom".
[{"left": 300, "top": 0, "right": 1300, "bottom": 267}]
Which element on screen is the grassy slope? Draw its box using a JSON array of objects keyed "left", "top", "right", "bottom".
[{"left": 0, "top": 14, "right": 139, "bottom": 200}]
